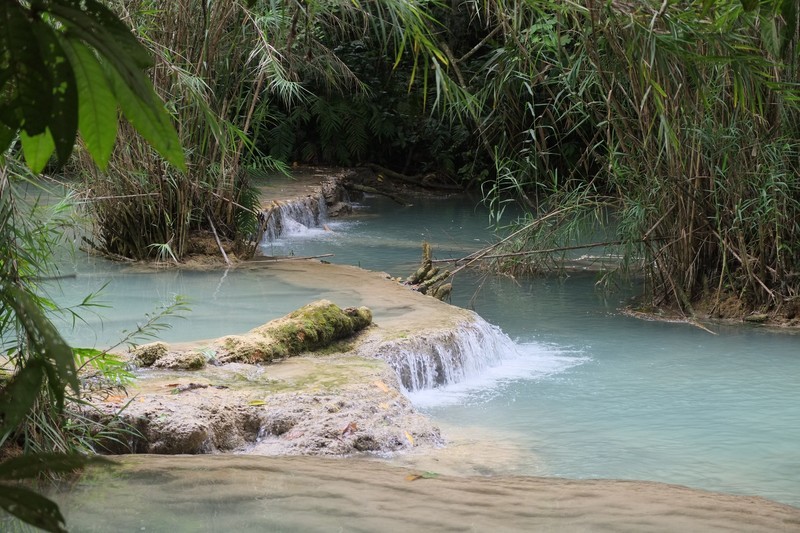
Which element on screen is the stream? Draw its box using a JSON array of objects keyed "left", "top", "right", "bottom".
[{"left": 35, "top": 191, "right": 800, "bottom": 529}]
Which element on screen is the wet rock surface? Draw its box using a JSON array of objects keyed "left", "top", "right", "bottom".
[{"left": 93, "top": 356, "right": 441, "bottom": 456}]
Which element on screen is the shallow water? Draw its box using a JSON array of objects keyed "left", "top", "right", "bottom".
[
  {"left": 48, "top": 193, "right": 800, "bottom": 509},
  {"left": 40, "top": 455, "right": 800, "bottom": 532},
  {"left": 258, "top": 195, "right": 800, "bottom": 506}
]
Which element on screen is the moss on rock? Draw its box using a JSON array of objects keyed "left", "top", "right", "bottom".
[
  {"left": 219, "top": 300, "right": 372, "bottom": 363},
  {"left": 131, "top": 342, "right": 169, "bottom": 367},
  {"left": 152, "top": 351, "right": 208, "bottom": 370}
]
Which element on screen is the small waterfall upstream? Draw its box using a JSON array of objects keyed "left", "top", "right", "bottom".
[
  {"left": 261, "top": 193, "right": 329, "bottom": 241},
  {"left": 376, "top": 314, "right": 526, "bottom": 392}
]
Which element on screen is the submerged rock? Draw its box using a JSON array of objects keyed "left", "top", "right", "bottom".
[
  {"left": 94, "top": 298, "right": 445, "bottom": 456},
  {"left": 92, "top": 261, "right": 490, "bottom": 459}
]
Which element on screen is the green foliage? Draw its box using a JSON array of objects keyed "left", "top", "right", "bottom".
[
  {"left": 77, "top": 0, "right": 300, "bottom": 260},
  {"left": 0, "top": 0, "right": 185, "bottom": 172},
  {"left": 1, "top": 2, "right": 194, "bottom": 530},
  {"left": 458, "top": 0, "right": 800, "bottom": 314},
  {"left": 0, "top": 173, "right": 88, "bottom": 532}
]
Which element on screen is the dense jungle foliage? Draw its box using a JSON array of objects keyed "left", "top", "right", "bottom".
[{"left": 58, "top": 0, "right": 800, "bottom": 316}]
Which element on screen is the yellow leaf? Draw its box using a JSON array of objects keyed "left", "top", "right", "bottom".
[
  {"left": 379, "top": 402, "right": 389, "bottom": 410},
  {"left": 374, "top": 380, "right": 390, "bottom": 393},
  {"left": 405, "top": 471, "right": 438, "bottom": 482},
  {"left": 404, "top": 431, "right": 415, "bottom": 446},
  {"left": 248, "top": 400, "right": 267, "bottom": 406}
]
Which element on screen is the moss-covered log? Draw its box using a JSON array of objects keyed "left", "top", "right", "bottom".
[
  {"left": 218, "top": 300, "right": 372, "bottom": 363},
  {"left": 132, "top": 300, "right": 373, "bottom": 367}
]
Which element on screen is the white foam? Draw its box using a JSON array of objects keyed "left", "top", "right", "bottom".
[
  {"left": 262, "top": 192, "right": 329, "bottom": 241},
  {"left": 406, "top": 342, "right": 587, "bottom": 408}
]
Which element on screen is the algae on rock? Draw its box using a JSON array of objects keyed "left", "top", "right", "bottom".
[
  {"left": 218, "top": 300, "right": 372, "bottom": 363},
  {"left": 132, "top": 300, "right": 373, "bottom": 368}
]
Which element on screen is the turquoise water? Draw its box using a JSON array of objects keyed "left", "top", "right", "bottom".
[
  {"left": 262, "top": 194, "right": 800, "bottom": 507},
  {"left": 443, "top": 273, "right": 800, "bottom": 505},
  {"left": 50, "top": 193, "right": 800, "bottom": 508}
]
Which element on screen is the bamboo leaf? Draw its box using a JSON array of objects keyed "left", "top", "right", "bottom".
[
  {"left": 106, "top": 64, "right": 186, "bottom": 171},
  {"left": 59, "top": 37, "right": 117, "bottom": 169},
  {"left": 19, "top": 129, "right": 56, "bottom": 174},
  {"left": 0, "top": 483, "right": 67, "bottom": 533},
  {"left": 49, "top": 0, "right": 154, "bottom": 106},
  {"left": 48, "top": 0, "right": 185, "bottom": 170},
  {"left": 47, "top": 0, "right": 152, "bottom": 69},
  {"left": 0, "top": 362, "right": 45, "bottom": 437},
  {"left": 0, "top": 2, "right": 52, "bottom": 136},
  {"left": 0, "top": 285, "right": 79, "bottom": 399},
  {"left": 30, "top": 19, "right": 78, "bottom": 164}
]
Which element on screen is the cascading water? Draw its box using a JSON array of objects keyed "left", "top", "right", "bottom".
[
  {"left": 261, "top": 192, "right": 329, "bottom": 241},
  {"left": 374, "top": 312, "right": 585, "bottom": 401},
  {"left": 378, "top": 316, "right": 517, "bottom": 391}
]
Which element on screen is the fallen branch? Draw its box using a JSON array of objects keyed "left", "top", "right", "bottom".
[
  {"left": 251, "top": 253, "right": 335, "bottom": 262},
  {"left": 345, "top": 183, "right": 411, "bottom": 206},
  {"left": 365, "top": 163, "right": 462, "bottom": 191},
  {"left": 436, "top": 240, "right": 628, "bottom": 264},
  {"left": 206, "top": 214, "right": 231, "bottom": 266},
  {"left": 447, "top": 207, "right": 583, "bottom": 276}
]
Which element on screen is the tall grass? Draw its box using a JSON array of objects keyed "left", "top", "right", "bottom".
[
  {"left": 78, "top": 0, "right": 458, "bottom": 261},
  {"left": 79, "top": 0, "right": 302, "bottom": 260},
  {"left": 463, "top": 0, "right": 800, "bottom": 314}
]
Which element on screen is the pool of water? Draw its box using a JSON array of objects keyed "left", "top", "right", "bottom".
[
  {"left": 261, "top": 194, "right": 800, "bottom": 507},
  {"left": 49, "top": 192, "right": 800, "bottom": 508}
]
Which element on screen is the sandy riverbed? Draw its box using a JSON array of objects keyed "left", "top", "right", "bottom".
[{"left": 50, "top": 454, "right": 800, "bottom": 532}]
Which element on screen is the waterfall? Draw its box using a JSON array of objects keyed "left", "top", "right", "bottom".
[
  {"left": 377, "top": 314, "right": 523, "bottom": 392},
  {"left": 261, "top": 192, "right": 329, "bottom": 241}
]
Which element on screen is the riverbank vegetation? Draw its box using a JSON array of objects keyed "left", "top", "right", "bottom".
[
  {"left": 271, "top": 0, "right": 798, "bottom": 321},
  {"left": 50, "top": 0, "right": 799, "bottom": 319}
]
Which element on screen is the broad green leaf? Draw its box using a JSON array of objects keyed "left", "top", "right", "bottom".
[
  {"left": 0, "top": 453, "right": 93, "bottom": 480},
  {"left": 73, "top": 347, "right": 104, "bottom": 361},
  {"left": 0, "top": 2, "right": 52, "bottom": 136},
  {"left": 47, "top": 0, "right": 185, "bottom": 169},
  {"left": 0, "top": 285, "right": 79, "bottom": 397},
  {"left": 59, "top": 38, "right": 117, "bottom": 169},
  {"left": 0, "top": 483, "right": 67, "bottom": 533},
  {"left": 30, "top": 19, "right": 78, "bottom": 164},
  {"left": 20, "top": 129, "right": 56, "bottom": 174},
  {"left": 46, "top": 0, "right": 152, "bottom": 69},
  {"left": 0, "top": 361, "right": 45, "bottom": 437},
  {"left": 48, "top": 0, "right": 157, "bottom": 107},
  {"left": 106, "top": 65, "right": 186, "bottom": 171}
]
